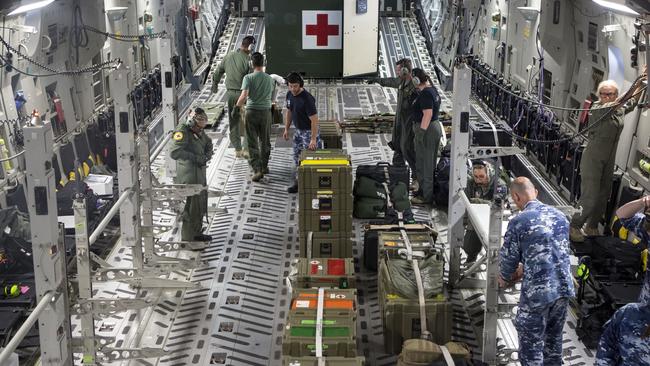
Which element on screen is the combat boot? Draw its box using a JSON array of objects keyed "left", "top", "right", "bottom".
[
  {"left": 287, "top": 181, "right": 298, "bottom": 194},
  {"left": 252, "top": 171, "right": 263, "bottom": 182},
  {"left": 409, "top": 180, "right": 420, "bottom": 192},
  {"left": 194, "top": 234, "right": 212, "bottom": 242},
  {"left": 570, "top": 227, "right": 585, "bottom": 242}
]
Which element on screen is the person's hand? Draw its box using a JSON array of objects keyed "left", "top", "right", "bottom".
[
  {"left": 498, "top": 274, "right": 508, "bottom": 288},
  {"left": 512, "top": 263, "right": 524, "bottom": 282},
  {"left": 283, "top": 128, "right": 289, "bottom": 141},
  {"left": 308, "top": 138, "right": 317, "bottom": 150}
]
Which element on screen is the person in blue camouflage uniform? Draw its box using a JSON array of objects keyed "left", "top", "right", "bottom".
[
  {"left": 613, "top": 195, "right": 650, "bottom": 304},
  {"left": 595, "top": 302, "right": 650, "bottom": 365},
  {"left": 499, "top": 177, "right": 575, "bottom": 365},
  {"left": 463, "top": 160, "right": 508, "bottom": 264},
  {"left": 283, "top": 72, "right": 322, "bottom": 193}
]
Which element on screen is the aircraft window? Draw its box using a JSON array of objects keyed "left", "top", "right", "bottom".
[{"left": 588, "top": 22, "right": 598, "bottom": 52}]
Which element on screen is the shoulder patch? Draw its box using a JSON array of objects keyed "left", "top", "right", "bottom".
[{"left": 173, "top": 131, "right": 184, "bottom": 141}]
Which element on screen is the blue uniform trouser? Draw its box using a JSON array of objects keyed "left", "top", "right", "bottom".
[
  {"left": 514, "top": 297, "right": 569, "bottom": 366},
  {"left": 292, "top": 128, "right": 322, "bottom": 179}
]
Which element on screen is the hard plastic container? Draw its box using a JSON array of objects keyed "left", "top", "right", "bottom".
[
  {"left": 378, "top": 231, "right": 437, "bottom": 259},
  {"left": 291, "top": 289, "right": 357, "bottom": 312},
  {"left": 299, "top": 210, "right": 353, "bottom": 233},
  {"left": 319, "top": 120, "right": 343, "bottom": 149},
  {"left": 294, "top": 258, "right": 356, "bottom": 289},
  {"left": 299, "top": 150, "right": 353, "bottom": 192},
  {"left": 283, "top": 315, "right": 357, "bottom": 358},
  {"left": 300, "top": 190, "right": 353, "bottom": 212},
  {"left": 300, "top": 232, "right": 354, "bottom": 258}
]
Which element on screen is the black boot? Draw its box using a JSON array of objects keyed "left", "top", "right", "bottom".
[
  {"left": 194, "top": 234, "right": 212, "bottom": 242},
  {"left": 287, "top": 181, "right": 298, "bottom": 194}
]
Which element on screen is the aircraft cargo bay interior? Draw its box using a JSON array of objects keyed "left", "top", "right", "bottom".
[{"left": 0, "top": 0, "right": 649, "bottom": 365}]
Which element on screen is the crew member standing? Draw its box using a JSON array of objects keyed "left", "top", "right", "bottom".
[
  {"left": 410, "top": 68, "right": 442, "bottom": 205},
  {"left": 499, "top": 177, "right": 575, "bottom": 365},
  {"left": 283, "top": 72, "right": 322, "bottom": 193},
  {"left": 170, "top": 108, "right": 213, "bottom": 242},
  {"left": 369, "top": 58, "right": 416, "bottom": 170},
  {"left": 212, "top": 35, "right": 255, "bottom": 158},
  {"left": 596, "top": 302, "right": 650, "bottom": 365},
  {"left": 570, "top": 70, "right": 647, "bottom": 241},
  {"left": 237, "top": 52, "right": 275, "bottom": 182}
]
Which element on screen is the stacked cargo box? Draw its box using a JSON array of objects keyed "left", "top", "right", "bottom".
[
  {"left": 283, "top": 150, "right": 362, "bottom": 365},
  {"left": 376, "top": 230, "right": 452, "bottom": 354},
  {"left": 282, "top": 289, "right": 364, "bottom": 365},
  {"left": 298, "top": 150, "right": 354, "bottom": 259},
  {"left": 319, "top": 120, "right": 343, "bottom": 149}
]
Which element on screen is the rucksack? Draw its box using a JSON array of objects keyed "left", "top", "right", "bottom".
[{"left": 433, "top": 145, "right": 451, "bottom": 206}]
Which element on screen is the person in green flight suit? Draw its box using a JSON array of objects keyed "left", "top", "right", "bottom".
[
  {"left": 212, "top": 36, "right": 254, "bottom": 158},
  {"left": 570, "top": 69, "right": 647, "bottom": 242},
  {"left": 170, "top": 108, "right": 213, "bottom": 242},
  {"left": 368, "top": 58, "right": 417, "bottom": 176}
]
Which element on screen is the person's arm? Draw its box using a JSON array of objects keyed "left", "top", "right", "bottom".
[
  {"left": 616, "top": 196, "right": 649, "bottom": 219},
  {"left": 419, "top": 92, "right": 434, "bottom": 130},
  {"left": 595, "top": 307, "right": 624, "bottom": 366},
  {"left": 283, "top": 109, "right": 292, "bottom": 140},
  {"left": 372, "top": 77, "right": 401, "bottom": 88},
  {"left": 420, "top": 109, "right": 433, "bottom": 130},
  {"left": 236, "top": 90, "right": 248, "bottom": 107},
  {"left": 308, "top": 114, "right": 319, "bottom": 150},
  {"left": 499, "top": 220, "right": 521, "bottom": 287},
  {"left": 211, "top": 58, "right": 227, "bottom": 93}
]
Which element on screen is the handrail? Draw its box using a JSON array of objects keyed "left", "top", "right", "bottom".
[
  {"left": 149, "top": 132, "right": 172, "bottom": 163},
  {"left": 89, "top": 189, "right": 132, "bottom": 245},
  {"left": 0, "top": 291, "right": 57, "bottom": 365}
]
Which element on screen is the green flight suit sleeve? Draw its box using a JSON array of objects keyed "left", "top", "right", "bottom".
[
  {"left": 170, "top": 128, "right": 199, "bottom": 163},
  {"left": 374, "top": 77, "right": 401, "bottom": 88},
  {"left": 211, "top": 55, "right": 227, "bottom": 93}
]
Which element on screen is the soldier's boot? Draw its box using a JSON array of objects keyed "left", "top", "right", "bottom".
[
  {"left": 584, "top": 226, "right": 600, "bottom": 236},
  {"left": 262, "top": 166, "right": 269, "bottom": 175},
  {"left": 194, "top": 234, "right": 212, "bottom": 242},
  {"left": 242, "top": 149, "right": 250, "bottom": 159},
  {"left": 411, "top": 196, "right": 429, "bottom": 205},
  {"left": 409, "top": 179, "right": 420, "bottom": 192},
  {"left": 251, "top": 172, "right": 263, "bottom": 182},
  {"left": 235, "top": 150, "right": 244, "bottom": 158},
  {"left": 570, "top": 227, "right": 585, "bottom": 242},
  {"left": 287, "top": 181, "right": 298, "bottom": 194}
]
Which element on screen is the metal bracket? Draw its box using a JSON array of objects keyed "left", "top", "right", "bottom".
[
  {"left": 71, "top": 336, "right": 116, "bottom": 351},
  {"left": 74, "top": 298, "right": 155, "bottom": 315},
  {"left": 90, "top": 252, "right": 112, "bottom": 268},
  {"left": 96, "top": 347, "right": 168, "bottom": 362},
  {"left": 156, "top": 240, "right": 208, "bottom": 252},
  {"left": 93, "top": 268, "right": 199, "bottom": 288},
  {"left": 467, "top": 146, "right": 524, "bottom": 159},
  {"left": 146, "top": 254, "right": 205, "bottom": 271}
]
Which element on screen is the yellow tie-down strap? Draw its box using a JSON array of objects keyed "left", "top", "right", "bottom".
[{"left": 300, "top": 159, "right": 350, "bottom": 166}]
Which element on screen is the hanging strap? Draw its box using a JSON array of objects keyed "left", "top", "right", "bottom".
[
  {"left": 400, "top": 229, "right": 430, "bottom": 339},
  {"left": 440, "top": 345, "right": 456, "bottom": 366},
  {"left": 316, "top": 288, "right": 325, "bottom": 366},
  {"left": 307, "top": 231, "right": 314, "bottom": 260}
]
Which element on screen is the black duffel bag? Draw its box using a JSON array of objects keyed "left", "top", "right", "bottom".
[
  {"left": 588, "top": 236, "right": 645, "bottom": 281},
  {"left": 356, "top": 162, "right": 409, "bottom": 189}
]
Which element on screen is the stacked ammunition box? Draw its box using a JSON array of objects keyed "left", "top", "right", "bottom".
[
  {"left": 294, "top": 258, "right": 356, "bottom": 289},
  {"left": 282, "top": 289, "right": 361, "bottom": 364},
  {"left": 298, "top": 150, "right": 354, "bottom": 259},
  {"left": 376, "top": 230, "right": 452, "bottom": 354}
]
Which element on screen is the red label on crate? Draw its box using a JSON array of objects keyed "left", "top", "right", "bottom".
[
  {"left": 310, "top": 260, "right": 320, "bottom": 274},
  {"left": 327, "top": 259, "right": 345, "bottom": 275}
]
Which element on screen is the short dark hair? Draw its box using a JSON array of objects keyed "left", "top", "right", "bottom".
[
  {"left": 251, "top": 52, "right": 264, "bottom": 67},
  {"left": 242, "top": 36, "right": 255, "bottom": 47},
  {"left": 195, "top": 107, "right": 205, "bottom": 115},
  {"left": 396, "top": 58, "right": 412, "bottom": 71},
  {"left": 286, "top": 72, "right": 303, "bottom": 86}
]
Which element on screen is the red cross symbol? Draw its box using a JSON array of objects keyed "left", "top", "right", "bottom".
[{"left": 305, "top": 14, "right": 339, "bottom": 46}]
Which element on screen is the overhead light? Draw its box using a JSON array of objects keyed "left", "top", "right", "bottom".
[
  {"left": 592, "top": 0, "right": 640, "bottom": 16},
  {"left": 7, "top": 0, "right": 54, "bottom": 16},
  {"left": 516, "top": 7, "right": 540, "bottom": 22}
]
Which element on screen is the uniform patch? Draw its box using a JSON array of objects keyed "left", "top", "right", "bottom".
[{"left": 173, "top": 131, "right": 184, "bottom": 141}]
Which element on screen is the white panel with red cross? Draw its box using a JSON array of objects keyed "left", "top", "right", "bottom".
[{"left": 302, "top": 10, "right": 343, "bottom": 50}]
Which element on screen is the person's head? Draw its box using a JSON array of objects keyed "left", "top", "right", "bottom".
[
  {"left": 286, "top": 72, "right": 304, "bottom": 96},
  {"left": 412, "top": 68, "right": 432, "bottom": 89},
  {"left": 509, "top": 177, "right": 538, "bottom": 210},
  {"left": 241, "top": 36, "right": 255, "bottom": 53},
  {"left": 192, "top": 107, "right": 208, "bottom": 129},
  {"left": 251, "top": 52, "right": 264, "bottom": 69},
  {"left": 597, "top": 80, "right": 619, "bottom": 103},
  {"left": 396, "top": 58, "right": 412, "bottom": 80},
  {"left": 472, "top": 163, "right": 489, "bottom": 187}
]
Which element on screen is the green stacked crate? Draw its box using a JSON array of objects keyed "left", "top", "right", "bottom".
[
  {"left": 284, "top": 289, "right": 358, "bottom": 358},
  {"left": 282, "top": 356, "right": 366, "bottom": 366},
  {"left": 299, "top": 232, "right": 354, "bottom": 258},
  {"left": 294, "top": 258, "right": 356, "bottom": 289},
  {"left": 298, "top": 150, "right": 353, "bottom": 251},
  {"left": 319, "top": 120, "right": 343, "bottom": 149}
]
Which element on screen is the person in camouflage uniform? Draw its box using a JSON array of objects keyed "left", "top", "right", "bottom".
[
  {"left": 463, "top": 160, "right": 508, "bottom": 263},
  {"left": 170, "top": 108, "right": 213, "bottom": 242},
  {"left": 499, "top": 177, "right": 575, "bottom": 365},
  {"left": 369, "top": 58, "right": 417, "bottom": 170},
  {"left": 596, "top": 302, "right": 650, "bottom": 365},
  {"left": 613, "top": 195, "right": 650, "bottom": 304},
  {"left": 212, "top": 36, "right": 254, "bottom": 158}
]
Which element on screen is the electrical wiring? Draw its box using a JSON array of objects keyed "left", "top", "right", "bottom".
[
  {"left": 70, "top": 4, "right": 89, "bottom": 65},
  {"left": 83, "top": 25, "right": 167, "bottom": 42},
  {"left": 0, "top": 34, "right": 120, "bottom": 76}
]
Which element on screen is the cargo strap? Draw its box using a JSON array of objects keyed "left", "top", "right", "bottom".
[
  {"left": 382, "top": 182, "right": 393, "bottom": 209},
  {"left": 316, "top": 288, "right": 325, "bottom": 366},
  {"left": 485, "top": 119, "right": 503, "bottom": 167},
  {"left": 440, "top": 345, "right": 456, "bottom": 366},
  {"left": 400, "top": 229, "right": 431, "bottom": 340},
  {"left": 307, "top": 231, "right": 314, "bottom": 260}
]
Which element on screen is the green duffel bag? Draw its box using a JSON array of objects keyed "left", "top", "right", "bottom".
[
  {"left": 397, "top": 339, "right": 471, "bottom": 366},
  {"left": 353, "top": 197, "right": 386, "bottom": 219},
  {"left": 353, "top": 176, "right": 387, "bottom": 200},
  {"left": 391, "top": 182, "right": 410, "bottom": 211}
]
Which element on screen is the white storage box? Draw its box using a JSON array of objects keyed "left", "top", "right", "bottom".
[{"left": 85, "top": 174, "right": 113, "bottom": 195}]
